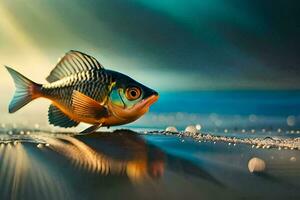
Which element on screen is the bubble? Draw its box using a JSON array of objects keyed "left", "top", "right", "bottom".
[
  {"left": 165, "top": 126, "right": 178, "bottom": 133},
  {"left": 248, "top": 157, "right": 266, "bottom": 173},
  {"left": 37, "top": 144, "right": 44, "bottom": 148},
  {"left": 287, "top": 116, "right": 296, "bottom": 126},
  {"left": 224, "top": 129, "right": 228, "bottom": 133},
  {"left": 185, "top": 125, "right": 198, "bottom": 134},
  {"left": 195, "top": 124, "right": 202, "bottom": 131},
  {"left": 290, "top": 157, "right": 296, "bottom": 162},
  {"left": 277, "top": 128, "right": 282, "bottom": 133}
]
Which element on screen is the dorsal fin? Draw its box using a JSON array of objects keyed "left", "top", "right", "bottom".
[{"left": 46, "top": 50, "right": 104, "bottom": 83}]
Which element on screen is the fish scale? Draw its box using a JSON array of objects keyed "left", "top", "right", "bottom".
[{"left": 41, "top": 69, "right": 112, "bottom": 109}]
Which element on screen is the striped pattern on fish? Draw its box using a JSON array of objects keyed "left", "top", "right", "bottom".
[{"left": 42, "top": 69, "right": 113, "bottom": 110}]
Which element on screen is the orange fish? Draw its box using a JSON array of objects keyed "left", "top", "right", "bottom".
[{"left": 5, "top": 50, "right": 159, "bottom": 133}]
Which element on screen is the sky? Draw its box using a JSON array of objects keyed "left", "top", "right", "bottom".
[{"left": 0, "top": 0, "right": 299, "bottom": 92}]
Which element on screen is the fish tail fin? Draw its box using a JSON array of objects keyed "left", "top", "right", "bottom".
[{"left": 5, "top": 66, "right": 42, "bottom": 113}]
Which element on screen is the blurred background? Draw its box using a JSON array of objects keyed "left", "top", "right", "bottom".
[{"left": 0, "top": 0, "right": 299, "bottom": 131}]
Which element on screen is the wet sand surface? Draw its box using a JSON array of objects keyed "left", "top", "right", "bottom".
[{"left": 0, "top": 129, "right": 299, "bottom": 200}]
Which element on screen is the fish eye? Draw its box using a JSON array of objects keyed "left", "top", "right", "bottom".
[{"left": 125, "top": 87, "right": 141, "bottom": 100}]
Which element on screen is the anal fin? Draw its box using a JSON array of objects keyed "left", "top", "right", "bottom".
[{"left": 48, "top": 104, "right": 79, "bottom": 128}]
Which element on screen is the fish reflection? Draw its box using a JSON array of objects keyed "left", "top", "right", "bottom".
[
  {"left": 35, "top": 130, "right": 165, "bottom": 184},
  {"left": 36, "top": 129, "right": 220, "bottom": 186}
]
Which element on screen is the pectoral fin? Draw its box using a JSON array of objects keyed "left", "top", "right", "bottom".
[{"left": 72, "top": 90, "right": 108, "bottom": 119}]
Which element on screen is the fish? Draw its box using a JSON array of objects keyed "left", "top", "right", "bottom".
[{"left": 5, "top": 50, "right": 159, "bottom": 133}]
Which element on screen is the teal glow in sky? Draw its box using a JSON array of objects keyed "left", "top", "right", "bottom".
[{"left": 0, "top": 0, "right": 299, "bottom": 91}]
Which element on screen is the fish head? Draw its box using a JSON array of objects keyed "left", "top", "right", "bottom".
[{"left": 107, "top": 71, "right": 159, "bottom": 122}]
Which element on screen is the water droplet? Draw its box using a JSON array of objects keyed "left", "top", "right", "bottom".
[
  {"left": 185, "top": 125, "right": 198, "bottom": 134},
  {"left": 165, "top": 126, "right": 178, "bottom": 133},
  {"left": 290, "top": 157, "right": 296, "bottom": 162},
  {"left": 287, "top": 115, "right": 296, "bottom": 126},
  {"left": 277, "top": 128, "right": 282, "bottom": 133},
  {"left": 248, "top": 157, "right": 266, "bottom": 173},
  {"left": 195, "top": 124, "right": 202, "bottom": 130}
]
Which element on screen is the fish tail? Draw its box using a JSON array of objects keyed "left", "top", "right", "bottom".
[{"left": 5, "top": 66, "right": 42, "bottom": 113}]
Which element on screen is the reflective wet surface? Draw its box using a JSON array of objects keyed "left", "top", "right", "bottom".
[{"left": 0, "top": 129, "right": 299, "bottom": 200}]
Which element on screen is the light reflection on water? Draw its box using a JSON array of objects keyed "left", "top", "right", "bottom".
[
  {"left": 0, "top": 142, "right": 71, "bottom": 200},
  {"left": 0, "top": 129, "right": 299, "bottom": 200}
]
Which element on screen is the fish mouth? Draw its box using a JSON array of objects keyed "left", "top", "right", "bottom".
[
  {"left": 135, "top": 94, "right": 159, "bottom": 110},
  {"left": 107, "top": 93, "right": 159, "bottom": 123}
]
